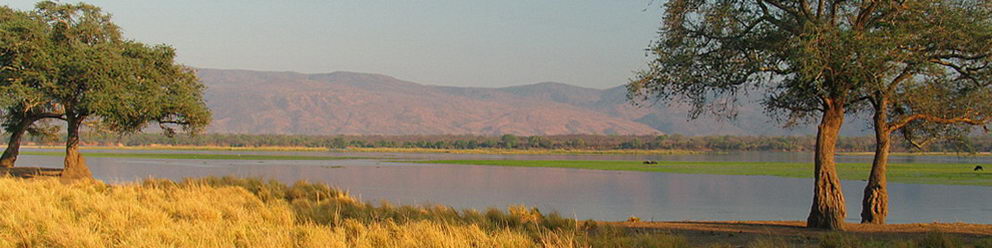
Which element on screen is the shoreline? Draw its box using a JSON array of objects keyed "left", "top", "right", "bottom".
[
  {"left": 839, "top": 151, "right": 992, "bottom": 157},
  {"left": 11, "top": 145, "right": 709, "bottom": 155},
  {"left": 412, "top": 159, "right": 992, "bottom": 186},
  {"left": 608, "top": 220, "right": 992, "bottom": 247}
]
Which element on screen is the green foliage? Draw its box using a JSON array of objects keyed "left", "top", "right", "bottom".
[
  {"left": 631, "top": 0, "right": 992, "bottom": 123},
  {"left": 501, "top": 134, "right": 519, "bottom": 148},
  {"left": 413, "top": 159, "right": 992, "bottom": 186},
  {"left": 0, "top": 5, "right": 64, "bottom": 144},
  {"left": 28, "top": 1, "right": 211, "bottom": 134},
  {"left": 0, "top": 2, "right": 211, "bottom": 169}
]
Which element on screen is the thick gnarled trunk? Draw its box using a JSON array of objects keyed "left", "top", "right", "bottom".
[
  {"left": 807, "top": 99, "right": 847, "bottom": 230},
  {"left": 61, "top": 116, "right": 92, "bottom": 180},
  {"left": 862, "top": 101, "right": 890, "bottom": 224},
  {"left": 0, "top": 119, "right": 31, "bottom": 168}
]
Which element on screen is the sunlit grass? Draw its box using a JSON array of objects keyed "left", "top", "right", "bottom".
[
  {"left": 0, "top": 177, "right": 542, "bottom": 247},
  {"left": 412, "top": 160, "right": 992, "bottom": 186},
  {"left": 0, "top": 176, "right": 694, "bottom": 247}
]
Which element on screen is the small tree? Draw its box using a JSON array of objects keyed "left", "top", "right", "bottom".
[
  {"left": 500, "top": 134, "right": 518, "bottom": 149},
  {"left": 32, "top": 1, "right": 210, "bottom": 179}
]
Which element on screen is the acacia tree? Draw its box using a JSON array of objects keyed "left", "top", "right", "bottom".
[
  {"left": 861, "top": 86, "right": 991, "bottom": 224},
  {"left": 629, "top": 0, "right": 975, "bottom": 229},
  {"left": 31, "top": 1, "right": 210, "bottom": 179},
  {"left": 858, "top": 2, "right": 992, "bottom": 223},
  {"left": 0, "top": 6, "right": 65, "bottom": 168}
]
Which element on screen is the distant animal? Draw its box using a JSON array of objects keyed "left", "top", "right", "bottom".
[
  {"left": 643, "top": 161, "right": 658, "bottom": 165},
  {"left": 976, "top": 165, "right": 985, "bottom": 171}
]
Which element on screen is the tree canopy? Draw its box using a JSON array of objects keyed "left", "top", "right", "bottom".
[
  {"left": 0, "top": 5, "right": 63, "bottom": 168},
  {"left": 629, "top": 0, "right": 992, "bottom": 229},
  {"left": 0, "top": 1, "right": 211, "bottom": 178}
]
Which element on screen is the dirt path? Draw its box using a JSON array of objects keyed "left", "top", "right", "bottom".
[{"left": 607, "top": 221, "right": 992, "bottom": 247}]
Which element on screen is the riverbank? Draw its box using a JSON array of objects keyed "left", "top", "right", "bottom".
[
  {"left": 840, "top": 151, "right": 992, "bottom": 157},
  {"left": 14, "top": 145, "right": 705, "bottom": 155},
  {"left": 614, "top": 220, "right": 992, "bottom": 247},
  {"left": 19, "top": 151, "right": 367, "bottom": 161},
  {"left": 412, "top": 160, "right": 992, "bottom": 186},
  {"left": 339, "top": 147, "right": 705, "bottom": 155},
  {"left": 0, "top": 176, "right": 988, "bottom": 247}
]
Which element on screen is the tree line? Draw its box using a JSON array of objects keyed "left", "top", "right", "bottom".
[{"left": 12, "top": 132, "right": 991, "bottom": 152}]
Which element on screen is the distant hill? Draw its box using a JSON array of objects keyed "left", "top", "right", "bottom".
[{"left": 198, "top": 68, "right": 868, "bottom": 136}]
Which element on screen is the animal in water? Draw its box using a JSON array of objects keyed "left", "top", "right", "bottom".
[
  {"left": 976, "top": 165, "right": 985, "bottom": 171},
  {"left": 642, "top": 161, "right": 658, "bottom": 165}
]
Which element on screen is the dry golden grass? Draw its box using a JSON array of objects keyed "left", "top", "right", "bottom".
[{"left": 0, "top": 178, "right": 544, "bottom": 248}]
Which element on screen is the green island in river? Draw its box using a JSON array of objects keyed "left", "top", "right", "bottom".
[{"left": 411, "top": 160, "right": 992, "bottom": 187}]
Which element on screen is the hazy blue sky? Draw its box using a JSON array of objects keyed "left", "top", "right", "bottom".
[{"left": 4, "top": 1, "right": 663, "bottom": 89}]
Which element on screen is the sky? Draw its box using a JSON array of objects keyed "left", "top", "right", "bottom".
[{"left": 3, "top": 1, "right": 664, "bottom": 89}]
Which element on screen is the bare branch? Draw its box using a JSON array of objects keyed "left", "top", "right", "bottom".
[{"left": 889, "top": 112, "right": 989, "bottom": 132}]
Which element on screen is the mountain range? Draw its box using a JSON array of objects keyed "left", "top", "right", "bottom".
[{"left": 198, "top": 68, "right": 868, "bottom": 136}]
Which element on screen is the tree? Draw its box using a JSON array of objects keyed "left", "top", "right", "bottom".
[
  {"left": 32, "top": 1, "right": 210, "bottom": 179},
  {"left": 626, "top": 0, "right": 966, "bottom": 229},
  {"left": 857, "top": 2, "right": 992, "bottom": 223},
  {"left": 0, "top": 6, "right": 65, "bottom": 168},
  {"left": 862, "top": 86, "right": 991, "bottom": 224},
  {"left": 500, "top": 134, "right": 518, "bottom": 149}
]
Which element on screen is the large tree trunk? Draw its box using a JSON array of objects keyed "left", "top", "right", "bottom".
[
  {"left": 0, "top": 119, "right": 31, "bottom": 168},
  {"left": 62, "top": 116, "right": 92, "bottom": 180},
  {"left": 862, "top": 101, "right": 890, "bottom": 224},
  {"left": 806, "top": 99, "right": 847, "bottom": 230}
]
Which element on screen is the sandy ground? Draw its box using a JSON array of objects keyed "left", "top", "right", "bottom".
[{"left": 607, "top": 220, "right": 992, "bottom": 247}]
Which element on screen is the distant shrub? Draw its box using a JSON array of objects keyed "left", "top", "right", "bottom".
[{"left": 627, "top": 216, "right": 641, "bottom": 223}]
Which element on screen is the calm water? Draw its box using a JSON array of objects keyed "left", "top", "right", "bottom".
[{"left": 17, "top": 149, "right": 992, "bottom": 224}]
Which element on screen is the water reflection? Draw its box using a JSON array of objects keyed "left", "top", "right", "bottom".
[
  {"left": 27, "top": 148, "right": 992, "bottom": 164},
  {"left": 15, "top": 152, "right": 990, "bottom": 224}
]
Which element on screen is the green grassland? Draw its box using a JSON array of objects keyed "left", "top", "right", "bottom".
[
  {"left": 21, "top": 151, "right": 367, "bottom": 161},
  {"left": 413, "top": 160, "right": 992, "bottom": 186}
]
